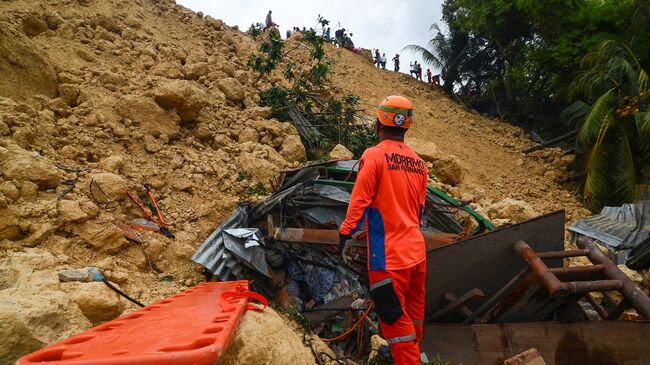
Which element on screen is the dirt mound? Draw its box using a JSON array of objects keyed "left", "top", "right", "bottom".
[
  {"left": 326, "top": 47, "right": 590, "bottom": 224},
  {"left": 0, "top": 0, "right": 592, "bottom": 363}
]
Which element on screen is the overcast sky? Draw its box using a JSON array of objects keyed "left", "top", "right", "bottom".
[{"left": 176, "top": 0, "right": 445, "bottom": 74}]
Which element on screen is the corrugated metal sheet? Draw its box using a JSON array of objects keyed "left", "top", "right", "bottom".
[
  {"left": 569, "top": 202, "right": 649, "bottom": 264},
  {"left": 192, "top": 170, "right": 320, "bottom": 280}
]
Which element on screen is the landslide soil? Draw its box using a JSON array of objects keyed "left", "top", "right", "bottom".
[{"left": 0, "top": 0, "right": 592, "bottom": 363}]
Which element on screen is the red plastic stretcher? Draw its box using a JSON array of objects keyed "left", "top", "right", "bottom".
[{"left": 17, "top": 281, "right": 267, "bottom": 365}]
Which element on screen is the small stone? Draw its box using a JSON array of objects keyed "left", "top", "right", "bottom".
[
  {"left": 0, "top": 181, "right": 19, "bottom": 201},
  {"left": 99, "top": 155, "right": 124, "bottom": 174},
  {"left": 58, "top": 200, "right": 89, "bottom": 223},
  {"left": 60, "top": 145, "right": 79, "bottom": 159},
  {"left": 58, "top": 269, "right": 91, "bottom": 283}
]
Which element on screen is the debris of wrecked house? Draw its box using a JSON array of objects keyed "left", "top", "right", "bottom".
[{"left": 192, "top": 160, "right": 650, "bottom": 364}]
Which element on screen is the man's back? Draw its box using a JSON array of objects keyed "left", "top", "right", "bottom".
[{"left": 341, "top": 140, "right": 427, "bottom": 271}]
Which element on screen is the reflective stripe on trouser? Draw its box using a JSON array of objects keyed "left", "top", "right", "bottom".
[{"left": 368, "top": 260, "right": 426, "bottom": 365}]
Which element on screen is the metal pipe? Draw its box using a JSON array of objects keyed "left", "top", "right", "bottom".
[
  {"left": 585, "top": 293, "right": 609, "bottom": 319},
  {"left": 513, "top": 240, "right": 568, "bottom": 297},
  {"left": 577, "top": 237, "right": 650, "bottom": 320},
  {"left": 549, "top": 265, "right": 605, "bottom": 275},
  {"left": 537, "top": 249, "right": 590, "bottom": 259}
]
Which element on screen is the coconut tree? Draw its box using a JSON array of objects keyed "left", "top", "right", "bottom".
[{"left": 563, "top": 40, "right": 650, "bottom": 211}]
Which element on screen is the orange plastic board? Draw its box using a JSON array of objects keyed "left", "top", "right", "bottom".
[{"left": 17, "top": 281, "right": 266, "bottom": 365}]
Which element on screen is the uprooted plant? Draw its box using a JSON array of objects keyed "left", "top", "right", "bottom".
[{"left": 247, "top": 21, "right": 376, "bottom": 159}]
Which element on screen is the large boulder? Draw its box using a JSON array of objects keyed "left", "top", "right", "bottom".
[
  {"left": 432, "top": 155, "right": 464, "bottom": 186},
  {"left": 280, "top": 135, "right": 306, "bottom": 163},
  {"left": 329, "top": 144, "right": 353, "bottom": 160},
  {"left": 0, "top": 26, "right": 57, "bottom": 103},
  {"left": 116, "top": 95, "right": 181, "bottom": 139},
  {"left": 61, "top": 282, "right": 124, "bottom": 325},
  {"left": 88, "top": 172, "right": 127, "bottom": 201},
  {"left": 0, "top": 144, "right": 61, "bottom": 189},
  {"left": 487, "top": 198, "right": 538, "bottom": 223},
  {"left": 407, "top": 138, "right": 442, "bottom": 162},
  {"left": 153, "top": 80, "right": 207, "bottom": 122},
  {"left": 0, "top": 250, "right": 94, "bottom": 364},
  {"left": 217, "top": 77, "right": 245, "bottom": 103},
  {"left": 73, "top": 220, "right": 130, "bottom": 254}
]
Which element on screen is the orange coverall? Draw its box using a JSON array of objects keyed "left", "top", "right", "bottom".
[{"left": 340, "top": 139, "right": 428, "bottom": 364}]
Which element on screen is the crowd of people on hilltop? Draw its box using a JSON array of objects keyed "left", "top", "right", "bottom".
[{"left": 260, "top": 10, "right": 442, "bottom": 88}]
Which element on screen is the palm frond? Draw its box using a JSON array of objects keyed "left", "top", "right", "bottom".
[
  {"left": 578, "top": 88, "right": 615, "bottom": 145},
  {"left": 581, "top": 142, "right": 610, "bottom": 211},
  {"left": 402, "top": 44, "right": 443, "bottom": 69},
  {"left": 610, "top": 130, "right": 637, "bottom": 203},
  {"left": 561, "top": 100, "right": 590, "bottom": 129}
]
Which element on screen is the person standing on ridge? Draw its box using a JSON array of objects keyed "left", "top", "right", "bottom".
[
  {"left": 374, "top": 49, "right": 381, "bottom": 67},
  {"left": 381, "top": 53, "right": 387, "bottom": 69},
  {"left": 426, "top": 69, "right": 432, "bottom": 84},
  {"left": 335, "top": 28, "right": 345, "bottom": 47},
  {"left": 339, "top": 96, "right": 427, "bottom": 365},
  {"left": 393, "top": 54, "right": 400, "bottom": 72},
  {"left": 416, "top": 63, "right": 423, "bottom": 81},
  {"left": 410, "top": 61, "right": 418, "bottom": 77},
  {"left": 264, "top": 10, "right": 276, "bottom": 30}
]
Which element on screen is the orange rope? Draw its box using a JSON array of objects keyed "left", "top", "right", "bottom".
[{"left": 320, "top": 303, "right": 375, "bottom": 343}]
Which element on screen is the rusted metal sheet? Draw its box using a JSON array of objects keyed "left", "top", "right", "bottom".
[
  {"left": 425, "top": 210, "right": 566, "bottom": 323},
  {"left": 422, "top": 321, "right": 650, "bottom": 365}
]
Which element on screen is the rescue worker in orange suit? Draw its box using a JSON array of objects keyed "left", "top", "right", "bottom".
[{"left": 339, "top": 95, "right": 427, "bottom": 364}]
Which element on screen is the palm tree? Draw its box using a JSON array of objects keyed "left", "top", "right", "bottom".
[
  {"left": 403, "top": 24, "right": 467, "bottom": 94},
  {"left": 563, "top": 40, "right": 650, "bottom": 211}
]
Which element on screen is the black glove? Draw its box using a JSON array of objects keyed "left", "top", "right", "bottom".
[{"left": 338, "top": 232, "right": 352, "bottom": 256}]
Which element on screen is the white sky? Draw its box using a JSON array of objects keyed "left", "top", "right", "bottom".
[{"left": 176, "top": 0, "right": 445, "bottom": 74}]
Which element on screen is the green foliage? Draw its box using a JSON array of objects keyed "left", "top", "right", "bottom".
[
  {"left": 565, "top": 40, "right": 649, "bottom": 211},
  {"left": 247, "top": 23, "right": 262, "bottom": 40},
  {"left": 245, "top": 182, "right": 268, "bottom": 196},
  {"left": 275, "top": 305, "right": 310, "bottom": 332},
  {"left": 248, "top": 17, "right": 374, "bottom": 159},
  {"left": 432, "top": 0, "right": 650, "bottom": 122}
]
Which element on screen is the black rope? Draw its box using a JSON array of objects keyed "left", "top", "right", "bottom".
[{"left": 101, "top": 279, "right": 145, "bottom": 307}]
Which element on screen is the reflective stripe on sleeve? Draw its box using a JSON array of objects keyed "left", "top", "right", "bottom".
[
  {"left": 369, "top": 277, "right": 392, "bottom": 291},
  {"left": 386, "top": 332, "right": 416, "bottom": 344}
]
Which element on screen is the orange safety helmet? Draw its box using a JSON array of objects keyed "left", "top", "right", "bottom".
[{"left": 376, "top": 95, "right": 413, "bottom": 129}]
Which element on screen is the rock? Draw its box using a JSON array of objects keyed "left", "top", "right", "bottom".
[
  {"left": 487, "top": 198, "right": 538, "bottom": 223},
  {"left": 20, "top": 181, "right": 39, "bottom": 201},
  {"left": 21, "top": 15, "right": 49, "bottom": 37},
  {"left": 153, "top": 80, "right": 208, "bottom": 122},
  {"left": 99, "top": 155, "right": 124, "bottom": 174},
  {"left": 0, "top": 249, "right": 93, "bottom": 364},
  {"left": 0, "top": 181, "right": 19, "bottom": 201},
  {"left": 0, "top": 27, "right": 58, "bottom": 102},
  {"left": 0, "top": 145, "right": 61, "bottom": 189},
  {"left": 116, "top": 95, "right": 181, "bottom": 139},
  {"left": 408, "top": 139, "right": 442, "bottom": 162},
  {"left": 58, "top": 269, "right": 91, "bottom": 283},
  {"left": 204, "top": 16, "right": 224, "bottom": 30},
  {"left": 60, "top": 145, "right": 79, "bottom": 159},
  {"left": 58, "top": 84, "right": 79, "bottom": 107},
  {"left": 24, "top": 222, "right": 58, "bottom": 247},
  {"left": 246, "top": 106, "right": 272, "bottom": 120},
  {"left": 99, "top": 71, "right": 127, "bottom": 87},
  {"left": 0, "top": 310, "right": 46, "bottom": 364},
  {"left": 217, "top": 77, "right": 245, "bottom": 102},
  {"left": 144, "top": 135, "right": 163, "bottom": 153},
  {"left": 194, "top": 125, "right": 212, "bottom": 141},
  {"left": 432, "top": 155, "right": 464, "bottom": 186},
  {"left": 0, "top": 210, "right": 21, "bottom": 240},
  {"left": 46, "top": 97, "right": 71, "bottom": 116},
  {"left": 62, "top": 282, "right": 124, "bottom": 325},
  {"left": 280, "top": 135, "right": 306, "bottom": 163},
  {"left": 238, "top": 127, "right": 259, "bottom": 144},
  {"left": 329, "top": 144, "right": 353, "bottom": 160},
  {"left": 184, "top": 62, "right": 210, "bottom": 80},
  {"left": 44, "top": 11, "right": 64, "bottom": 30},
  {"left": 58, "top": 199, "right": 89, "bottom": 223},
  {"left": 150, "top": 62, "right": 185, "bottom": 79},
  {"left": 89, "top": 172, "right": 127, "bottom": 201},
  {"left": 73, "top": 220, "right": 130, "bottom": 254}
]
